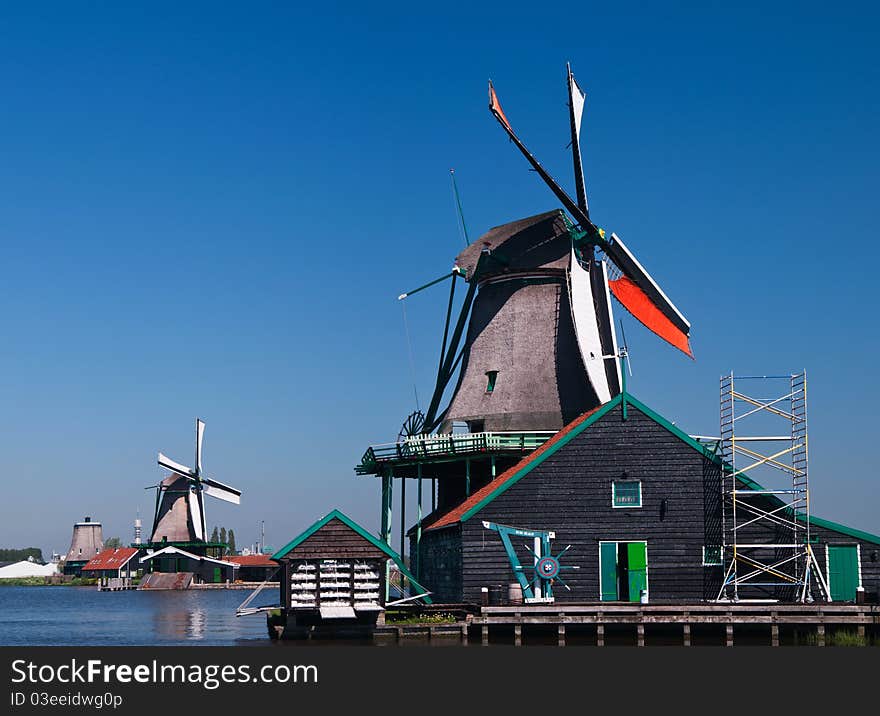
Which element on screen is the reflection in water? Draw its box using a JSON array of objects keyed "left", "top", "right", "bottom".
[
  {"left": 0, "top": 586, "right": 275, "bottom": 646},
  {"left": 154, "top": 600, "right": 206, "bottom": 640}
]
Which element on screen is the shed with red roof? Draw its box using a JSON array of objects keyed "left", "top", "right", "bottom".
[{"left": 81, "top": 547, "right": 140, "bottom": 579}]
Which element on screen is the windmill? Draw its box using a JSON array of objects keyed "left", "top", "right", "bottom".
[
  {"left": 410, "top": 66, "right": 691, "bottom": 438},
  {"left": 147, "top": 419, "right": 241, "bottom": 545}
]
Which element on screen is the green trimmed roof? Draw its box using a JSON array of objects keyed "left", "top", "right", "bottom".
[
  {"left": 453, "top": 392, "right": 721, "bottom": 525},
  {"left": 271, "top": 509, "right": 433, "bottom": 603},
  {"left": 428, "top": 391, "right": 880, "bottom": 546}
]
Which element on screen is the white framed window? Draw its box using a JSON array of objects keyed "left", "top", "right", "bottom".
[
  {"left": 612, "top": 480, "right": 642, "bottom": 508},
  {"left": 702, "top": 545, "right": 722, "bottom": 566}
]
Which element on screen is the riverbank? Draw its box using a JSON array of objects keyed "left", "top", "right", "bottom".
[{"left": 0, "top": 577, "right": 97, "bottom": 587}]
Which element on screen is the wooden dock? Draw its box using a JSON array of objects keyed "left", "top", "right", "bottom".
[{"left": 371, "top": 603, "right": 879, "bottom": 646}]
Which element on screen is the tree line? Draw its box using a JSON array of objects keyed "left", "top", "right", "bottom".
[
  {"left": 0, "top": 547, "right": 44, "bottom": 563},
  {"left": 210, "top": 526, "right": 236, "bottom": 554}
]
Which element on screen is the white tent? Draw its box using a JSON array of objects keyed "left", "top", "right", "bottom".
[{"left": 0, "top": 559, "right": 58, "bottom": 579}]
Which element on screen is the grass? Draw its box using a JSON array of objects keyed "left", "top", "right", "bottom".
[
  {"left": 385, "top": 611, "right": 457, "bottom": 625},
  {"left": 0, "top": 577, "right": 98, "bottom": 587},
  {"left": 803, "top": 630, "right": 869, "bottom": 647}
]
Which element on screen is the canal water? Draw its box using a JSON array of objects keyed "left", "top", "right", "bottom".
[{"left": 0, "top": 587, "right": 277, "bottom": 646}]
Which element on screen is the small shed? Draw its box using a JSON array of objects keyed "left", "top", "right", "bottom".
[
  {"left": 81, "top": 548, "right": 140, "bottom": 580},
  {"left": 272, "top": 509, "right": 429, "bottom": 629}
]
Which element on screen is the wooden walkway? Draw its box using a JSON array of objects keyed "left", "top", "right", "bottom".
[
  {"left": 369, "top": 603, "right": 879, "bottom": 646},
  {"left": 471, "top": 603, "right": 879, "bottom": 646}
]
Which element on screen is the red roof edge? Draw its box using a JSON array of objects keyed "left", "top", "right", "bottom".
[
  {"left": 81, "top": 547, "right": 140, "bottom": 571},
  {"left": 226, "top": 554, "right": 276, "bottom": 566},
  {"left": 424, "top": 403, "right": 607, "bottom": 531}
]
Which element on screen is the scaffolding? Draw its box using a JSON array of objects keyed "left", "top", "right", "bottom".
[{"left": 717, "top": 372, "right": 829, "bottom": 602}]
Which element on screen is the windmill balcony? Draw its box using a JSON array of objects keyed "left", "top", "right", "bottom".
[{"left": 356, "top": 430, "right": 556, "bottom": 476}]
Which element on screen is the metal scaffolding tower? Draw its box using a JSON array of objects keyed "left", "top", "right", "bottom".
[{"left": 717, "top": 372, "right": 829, "bottom": 602}]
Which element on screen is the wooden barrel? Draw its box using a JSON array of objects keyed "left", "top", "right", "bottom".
[
  {"left": 508, "top": 583, "right": 523, "bottom": 605},
  {"left": 488, "top": 584, "right": 506, "bottom": 606}
]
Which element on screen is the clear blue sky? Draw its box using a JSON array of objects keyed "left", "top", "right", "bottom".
[{"left": 1, "top": 3, "right": 877, "bottom": 558}]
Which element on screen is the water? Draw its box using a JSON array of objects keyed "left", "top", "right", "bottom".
[{"left": 0, "top": 587, "right": 276, "bottom": 646}]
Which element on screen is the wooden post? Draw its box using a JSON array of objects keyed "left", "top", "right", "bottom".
[
  {"left": 725, "top": 624, "right": 734, "bottom": 647},
  {"left": 637, "top": 623, "right": 645, "bottom": 647},
  {"left": 771, "top": 612, "right": 779, "bottom": 647},
  {"left": 558, "top": 624, "right": 566, "bottom": 647},
  {"left": 461, "top": 624, "right": 469, "bottom": 645},
  {"left": 816, "top": 624, "right": 825, "bottom": 647},
  {"left": 514, "top": 624, "right": 522, "bottom": 647},
  {"left": 415, "top": 464, "right": 423, "bottom": 580},
  {"left": 481, "top": 625, "right": 489, "bottom": 646},
  {"left": 596, "top": 623, "right": 605, "bottom": 647},
  {"left": 683, "top": 623, "right": 691, "bottom": 647},
  {"left": 399, "top": 478, "right": 406, "bottom": 574},
  {"left": 857, "top": 623, "right": 866, "bottom": 641},
  {"left": 380, "top": 470, "right": 393, "bottom": 545}
]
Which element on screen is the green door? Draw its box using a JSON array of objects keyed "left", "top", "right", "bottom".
[
  {"left": 600, "top": 543, "right": 618, "bottom": 601},
  {"left": 627, "top": 542, "right": 648, "bottom": 603},
  {"left": 828, "top": 545, "right": 859, "bottom": 601},
  {"left": 213, "top": 567, "right": 222, "bottom": 584}
]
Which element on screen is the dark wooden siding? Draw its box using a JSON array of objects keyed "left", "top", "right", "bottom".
[
  {"left": 422, "top": 402, "right": 722, "bottom": 603},
  {"left": 415, "top": 400, "right": 880, "bottom": 604},
  {"left": 412, "top": 525, "right": 462, "bottom": 603},
  {"left": 278, "top": 518, "right": 387, "bottom": 561}
]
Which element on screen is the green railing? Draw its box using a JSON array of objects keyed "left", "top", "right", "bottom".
[{"left": 356, "top": 431, "right": 556, "bottom": 474}]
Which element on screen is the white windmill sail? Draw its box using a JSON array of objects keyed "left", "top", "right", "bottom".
[
  {"left": 202, "top": 477, "right": 241, "bottom": 505},
  {"left": 570, "top": 249, "right": 615, "bottom": 403},
  {"left": 188, "top": 489, "right": 205, "bottom": 541},
  {"left": 568, "top": 65, "right": 589, "bottom": 215}
]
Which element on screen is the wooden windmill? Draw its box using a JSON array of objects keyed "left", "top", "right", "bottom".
[
  {"left": 147, "top": 419, "right": 241, "bottom": 545},
  {"left": 414, "top": 65, "right": 693, "bottom": 437}
]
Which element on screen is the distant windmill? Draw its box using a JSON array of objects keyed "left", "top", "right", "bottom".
[{"left": 147, "top": 419, "right": 241, "bottom": 544}]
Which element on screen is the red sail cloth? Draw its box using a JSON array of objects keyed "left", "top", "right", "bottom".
[{"left": 609, "top": 276, "right": 693, "bottom": 358}]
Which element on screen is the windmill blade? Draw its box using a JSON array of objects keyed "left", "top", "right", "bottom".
[
  {"left": 489, "top": 78, "right": 692, "bottom": 357},
  {"left": 157, "top": 452, "right": 195, "bottom": 479},
  {"left": 188, "top": 489, "right": 205, "bottom": 541},
  {"left": 606, "top": 232, "right": 692, "bottom": 357},
  {"left": 202, "top": 477, "right": 242, "bottom": 505},
  {"left": 567, "top": 64, "right": 589, "bottom": 216},
  {"left": 489, "top": 80, "right": 603, "bottom": 249},
  {"left": 195, "top": 418, "right": 205, "bottom": 476}
]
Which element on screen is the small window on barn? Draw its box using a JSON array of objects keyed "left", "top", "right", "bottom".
[
  {"left": 702, "top": 546, "right": 722, "bottom": 566},
  {"left": 485, "top": 370, "right": 498, "bottom": 393},
  {"left": 612, "top": 480, "right": 642, "bottom": 508}
]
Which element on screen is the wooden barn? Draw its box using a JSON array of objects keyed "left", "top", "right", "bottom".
[
  {"left": 409, "top": 392, "right": 880, "bottom": 605},
  {"left": 271, "top": 510, "right": 428, "bottom": 635}
]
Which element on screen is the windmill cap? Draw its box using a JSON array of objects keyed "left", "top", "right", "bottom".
[{"left": 454, "top": 210, "right": 570, "bottom": 280}]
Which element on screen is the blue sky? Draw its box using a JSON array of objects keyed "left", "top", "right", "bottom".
[{"left": 0, "top": 3, "right": 877, "bottom": 557}]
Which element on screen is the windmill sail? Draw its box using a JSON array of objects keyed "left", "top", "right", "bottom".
[
  {"left": 202, "top": 477, "right": 242, "bottom": 505},
  {"left": 569, "top": 249, "right": 619, "bottom": 402},
  {"left": 567, "top": 64, "right": 589, "bottom": 216},
  {"left": 158, "top": 452, "right": 194, "bottom": 478},
  {"left": 188, "top": 489, "right": 205, "bottom": 541},
  {"left": 605, "top": 232, "right": 692, "bottom": 357},
  {"left": 489, "top": 80, "right": 693, "bottom": 357}
]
